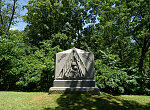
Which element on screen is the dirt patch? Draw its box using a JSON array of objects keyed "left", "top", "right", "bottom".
[{"left": 25, "top": 93, "right": 52, "bottom": 104}]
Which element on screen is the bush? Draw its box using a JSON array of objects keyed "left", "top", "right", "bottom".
[
  {"left": 16, "top": 42, "right": 62, "bottom": 91},
  {"left": 0, "top": 34, "right": 28, "bottom": 90},
  {"left": 95, "top": 60, "right": 139, "bottom": 95},
  {"left": 0, "top": 34, "right": 62, "bottom": 91},
  {"left": 95, "top": 60, "right": 127, "bottom": 95}
]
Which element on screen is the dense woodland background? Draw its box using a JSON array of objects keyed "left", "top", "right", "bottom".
[{"left": 0, "top": 0, "right": 149, "bottom": 95}]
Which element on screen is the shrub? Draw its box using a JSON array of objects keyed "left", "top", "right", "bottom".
[
  {"left": 95, "top": 60, "right": 139, "bottom": 95},
  {"left": 0, "top": 34, "right": 62, "bottom": 91}
]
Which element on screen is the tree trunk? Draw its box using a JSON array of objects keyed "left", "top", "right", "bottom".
[
  {"left": 149, "top": 52, "right": 150, "bottom": 70},
  {"left": 139, "top": 47, "right": 146, "bottom": 75},
  {"left": 0, "top": 0, "right": 3, "bottom": 25},
  {"left": 7, "top": 0, "right": 17, "bottom": 32},
  {"left": 138, "top": 31, "right": 150, "bottom": 75}
]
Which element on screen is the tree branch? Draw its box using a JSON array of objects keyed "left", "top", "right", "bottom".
[
  {"left": 0, "top": 0, "right": 3, "bottom": 25},
  {"left": 144, "top": 29, "right": 150, "bottom": 49},
  {"left": 134, "top": 37, "right": 142, "bottom": 47},
  {"left": 0, "top": 13, "right": 3, "bottom": 25},
  {"left": 7, "top": 0, "right": 17, "bottom": 32}
]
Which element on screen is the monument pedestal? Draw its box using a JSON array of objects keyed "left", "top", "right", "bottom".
[
  {"left": 49, "top": 79, "right": 99, "bottom": 94},
  {"left": 53, "top": 80, "right": 96, "bottom": 87},
  {"left": 49, "top": 87, "right": 99, "bottom": 94}
]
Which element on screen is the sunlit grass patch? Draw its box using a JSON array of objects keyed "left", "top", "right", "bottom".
[{"left": 118, "top": 95, "right": 150, "bottom": 105}]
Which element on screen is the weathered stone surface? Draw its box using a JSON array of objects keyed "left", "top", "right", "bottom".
[
  {"left": 55, "top": 47, "right": 94, "bottom": 80},
  {"left": 49, "top": 47, "right": 99, "bottom": 94}
]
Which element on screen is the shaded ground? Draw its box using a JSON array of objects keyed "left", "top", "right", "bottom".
[{"left": 44, "top": 93, "right": 150, "bottom": 110}]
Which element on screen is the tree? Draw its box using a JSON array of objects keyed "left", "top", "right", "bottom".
[
  {"left": 89, "top": 0, "right": 150, "bottom": 74},
  {"left": 87, "top": 0, "right": 150, "bottom": 94},
  {"left": 0, "top": 0, "right": 19, "bottom": 35},
  {"left": 128, "top": 0, "right": 150, "bottom": 75},
  {"left": 0, "top": 31, "right": 62, "bottom": 91},
  {"left": 23, "top": 0, "right": 96, "bottom": 49}
]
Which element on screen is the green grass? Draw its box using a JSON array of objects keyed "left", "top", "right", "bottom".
[{"left": 0, "top": 92, "right": 150, "bottom": 110}]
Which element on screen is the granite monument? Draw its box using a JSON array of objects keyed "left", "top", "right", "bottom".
[{"left": 49, "top": 47, "right": 99, "bottom": 94}]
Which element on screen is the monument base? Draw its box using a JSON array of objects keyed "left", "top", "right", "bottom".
[
  {"left": 53, "top": 80, "right": 96, "bottom": 87},
  {"left": 49, "top": 87, "right": 99, "bottom": 95}
]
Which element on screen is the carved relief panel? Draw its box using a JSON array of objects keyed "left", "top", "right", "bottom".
[{"left": 55, "top": 48, "right": 94, "bottom": 80}]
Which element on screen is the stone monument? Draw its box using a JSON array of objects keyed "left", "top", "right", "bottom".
[{"left": 49, "top": 47, "right": 99, "bottom": 94}]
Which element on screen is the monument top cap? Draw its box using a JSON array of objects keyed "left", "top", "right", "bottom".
[{"left": 57, "top": 47, "right": 90, "bottom": 54}]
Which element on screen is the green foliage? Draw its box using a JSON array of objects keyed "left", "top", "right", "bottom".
[
  {"left": 0, "top": 32, "right": 62, "bottom": 91},
  {"left": 95, "top": 50, "right": 120, "bottom": 67},
  {"left": 51, "top": 33, "right": 72, "bottom": 49},
  {"left": 23, "top": 0, "right": 96, "bottom": 48},
  {"left": 16, "top": 49, "right": 52, "bottom": 91},
  {"left": 94, "top": 50, "right": 140, "bottom": 95},
  {"left": 95, "top": 0, "right": 150, "bottom": 73},
  {"left": 95, "top": 59, "right": 140, "bottom": 95},
  {"left": 82, "top": 0, "right": 150, "bottom": 95},
  {"left": 95, "top": 63, "right": 126, "bottom": 94},
  {"left": 0, "top": 0, "right": 149, "bottom": 95},
  {"left": 0, "top": 33, "right": 27, "bottom": 90},
  {"left": 0, "top": 0, "right": 20, "bottom": 35}
]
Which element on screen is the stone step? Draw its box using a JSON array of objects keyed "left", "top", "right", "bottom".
[{"left": 49, "top": 87, "right": 99, "bottom": 95}]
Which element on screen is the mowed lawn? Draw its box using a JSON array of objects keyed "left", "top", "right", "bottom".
[{"left": 0, "top": 92, "right": 150, "bottom": 110}]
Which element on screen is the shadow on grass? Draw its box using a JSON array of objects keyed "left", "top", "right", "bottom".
[{"left": 44, "top": 93, "right": 150, "bottom": 110}]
